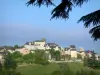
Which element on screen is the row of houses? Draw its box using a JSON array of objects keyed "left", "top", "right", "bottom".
[{"left": 0, "top": 38, "right": 100, "bottom": 61}]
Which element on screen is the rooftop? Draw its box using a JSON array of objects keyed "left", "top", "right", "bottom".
[{"left": 70, "top": 45, "right": 76, "bottom": 48}]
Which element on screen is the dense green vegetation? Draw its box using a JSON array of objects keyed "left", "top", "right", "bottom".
[
  {"left": 83, "top": 51, "right": 100, "bottom": 69},
  {"left": 0, "top": 53, "right": 22, "bottom": 75},
  {"left": 10, "top": 50, "right": 49, "bottom": 65},
  {"left": 17, "top": 63, "right": 59, "bottom": 75},
  {"left": 17, "top": 63, "right": 100, "bottom": 75},
  {"left": 1, "top": 52, "right": 100, "bottom": 75}
]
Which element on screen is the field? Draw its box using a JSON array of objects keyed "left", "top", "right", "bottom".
[{"left": 17, "top": 62, "right": 84, "bottom": 75}]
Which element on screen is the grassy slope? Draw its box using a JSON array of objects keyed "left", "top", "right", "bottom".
[
  {"left": 66, "top": 62, "right": 84, "bottom": 72},
  {"left": 18, "top": 62, "right": 100, "bottom": 75},
  {"left": 17, "top": 63, "right": 60, "bottom": 75}
]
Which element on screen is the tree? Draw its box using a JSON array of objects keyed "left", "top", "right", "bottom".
[
  {"left": 83, "top": 51, "right": 100, "bottom": 69},
  {"left": 65, "top": 54, "right": 71, "bottom": 60},
  {"left": 27, "top": 0, "right": 100, "bottom": 41},
  {"left": 14, "top": 45, "right": 19, "bottom": 49},
  {"left": 34, "top": 50, "right": 49, "bottom": 65},
  {"left": 49, "top": 48, "right": 55, "bottom": 60},
  {"left": 12, "top": 51, "right": 22, "bottom": 59},
  {"left": 1, "top": 53, "right": 22, "bottom": 75},
  {"left": 77, "top": 54, "right": 82, "bottom": 59},
  {"left": 22, "top": 53, "right": 35, "bottom": 64},
  {"left": 83, "top": 56, "right": 89, "bottom": 66},
  {"left": 4, "top": 53, "right": 17, "bottom": 70},
  {"left": 55, "top": 51, "right": 61, "bottom": 61}
]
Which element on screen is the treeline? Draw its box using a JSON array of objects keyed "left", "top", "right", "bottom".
[
  {"left": 0, "top": 53, "right": 22, "bottom": 75},
  {"left": 10, "top": 49, "right": 72, "bottom": 65},
  {"left": 0, "top": 51, "right": 100, "bottom": 75},
  {"left": 84, "top": 51, "right": 100, "bottom": 69},
  {"left": 10, "top": 50, "right": 49, "bottom": 65},
  {"left": 51, "top": 63, "right": 100, "bottom": 75}
]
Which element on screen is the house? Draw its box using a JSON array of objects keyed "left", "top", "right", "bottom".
[
  {"left": 60, "top": 45, "right": 77, "bottom": 60},
  {"left": 0, "top": 52, "right": 6, "bottom": 59},
  {"left": 24, "top": 42, "right": 38, "bottom": 50},
  {"left": 85, "top": 50, "right": 93, "bottom": 58},
  {"left": 45, "top": 43, "right": 60, "bottom": 51},
  {"left": 20, "top": 48, "right": 30, "bottom": 55},
  {"left": 8, "top": 50, "right": 15, "bottom": 53},
  {"left": 69, "top": 45, "right": 77, "bottom": 58},
  {"left": 95, "top": 53, "right": 100, "bottom": 60},
  {"left": 0, "top": 49, "right": 7, "bottom": 64},
  {"left": 24, "top": 38, "right": 46, "bottom": 50},
  {"left": 15, "top": 48, "right": 30, "bottom": 55},
  {"left": 78, "top": 48, "right": 85, "bottom": 59},
  {"left": 64, "top": 47, "right": 71, "bottom": 55},
  {"left": 34, "top": 39, "right": 46, "bottom": 50}
]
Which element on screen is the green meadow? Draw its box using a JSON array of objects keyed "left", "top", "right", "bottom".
[{"left": 17, "top": 62, "right": 85, "bottom": 75}]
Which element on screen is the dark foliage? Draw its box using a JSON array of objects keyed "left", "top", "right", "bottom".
[
  {"left": 78, "top": 10, "right": 100, "bottom": 27},
  {"left": 27, "top": 0, "right": 89, "bottom": 19},
  {"left": 89, "top": 25, "right": 100, "bottom": 41},
  {"left": 26, "top": 0, "right": 55, "bottom": 7},
  {"left": 26, "top": 0, "right": 100, "bottom": 40},
  {"left": 51, "top": 0, "right": 73, "bottom": 20},
  {"left": 84, "top": 51, "right": 100, "bottom": 69},
  {"left": 71, "top": 0, "right": 89, "bottom": 6}
]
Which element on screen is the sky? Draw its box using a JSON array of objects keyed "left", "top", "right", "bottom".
[{"left": 0, "top": 0, "right": 100, "bottom": 53}]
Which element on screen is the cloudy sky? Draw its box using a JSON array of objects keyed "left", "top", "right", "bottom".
[{"left": 0, "top": 0, "right": 100, "bottom": 53}]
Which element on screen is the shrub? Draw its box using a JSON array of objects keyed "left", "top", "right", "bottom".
[
  {"left": 51, "top": 70, "right": 61, "bottom": 75},
  {"left": 34, "top": 57, "right": 49, "bottom": 65}
]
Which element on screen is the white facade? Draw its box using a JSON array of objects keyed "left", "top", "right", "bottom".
[
  {"left": 95, "top": 54, "right": 100, "bottom": 60},
  {"left": 8, "top": 50, "right": 15, "bottom": 53},
  {"left": 24, "top": 41, "right": 46, "bottom": 50},
  {"left": 65, "top": 49, "right": 71, "bottom": 55},
  {"left": 45, "top": 45, "right": 51, "bottom": 50},
  {"left": 0, "top": 55, "right": 3, "bottom": 59},
  {"left": 70, "top": 51, "right": 77, "bottom": 58},
  {"left": 54, "top": 46, "right": 60, "bottom": 51},
  {"left": 24, "top": 45, "right": 37, "bottom": 50}
]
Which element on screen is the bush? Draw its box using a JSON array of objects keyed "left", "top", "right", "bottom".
[
  {"left": 34, "top": 57, "right": 49, "bottom": 65},
  {"left": 75, "top": 69, "right": 100, "bottom": 75},
  {"left": 51, "top": 70, "right": 61, "bottom": 75}
]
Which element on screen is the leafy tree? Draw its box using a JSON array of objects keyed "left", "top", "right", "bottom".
[
  {"left": 12, "top": 51, "right": 22, "bottom": 59},
  {"left": 1, "top": 53, "right": 22, "bottom": 75},
  {"left": 51, "top": 70, "right": 61, "bottom": 75},
  {"left": 83, "top": 56, "right": 89, "bottom": 66},
  {"left": 84, "top": 51, "right": 100, "bottom": 69},
  {"left": 65, "top": 54, "right": 71, "bottom": 60},
  {"left": 55, "top": 51, "right": 61, "bottom": 61},
  {"left": 34, "top": 50, "right": 49, "bottom": 65},
  {"left": 17, "top": 58, "right": 24, "bottom": 64},
  {"left": 57, "top": 63, "right": 73, "bottom": 75},
  {"left": 4, "top": 53, "right": 17, "bottom": 70},
  {"left": 91, "top": 51, "right": 96, "bottom": 61},
  {"left": 61, "top": 55, "right": 65, "bottom": 61},
  {"left": 34, "top": 57, "right": 49, "bottom": 65},
  {"left": 22, "top": 53, "right": 34, "bottom": 60},
  {"left": 27, "top": 0, "right": 100, "bottom": 41},
  {"left": 14, "top": 45, "right": 19, "bottom": 49},
  {"left": 75, "top": 69, "right": 99, "bottom": 75},
  {"left": 34, "top": 50, "right": 46, "bottom": 58},
  {"left": 22, "top": 53, "right": 35, "bottom": 64},
  {"left": 49, "top": 48, "right": 55, "bottom": 60},
  {"left": 77, "top": 54, "right": 82, "bottom": 59}
]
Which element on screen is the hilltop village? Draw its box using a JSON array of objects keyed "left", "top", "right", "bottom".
[{"left": 0, "top": 38, "right": 100, "bottom": 62}]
